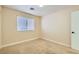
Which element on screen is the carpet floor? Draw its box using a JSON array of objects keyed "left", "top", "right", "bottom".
[{"left": 0, "top": 39, "right": 78, "bottom": 54}]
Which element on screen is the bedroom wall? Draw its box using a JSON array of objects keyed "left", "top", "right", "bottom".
[
  {"left": 2, "top": 7, "right": 41, "bottom": 45},
  {"left": 0, "top": 6, "right": 2, "bottom": 47},
  {"left": 42, "top": 6, "right": 79, "bottom": 47}
]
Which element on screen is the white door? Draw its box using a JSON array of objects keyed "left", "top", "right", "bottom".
[{"left": 71, "top": 11, "right": 79, "bottom": 50}]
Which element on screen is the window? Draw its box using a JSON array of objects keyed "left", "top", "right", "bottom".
[{"left": 17, "top": 16, "right": 35, "bottom": 31}]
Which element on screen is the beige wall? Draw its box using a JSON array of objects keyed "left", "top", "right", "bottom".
[
  {"left": 2, "top": 7, "right": 41, "bottom": 45},
  {"left": 0, "top": 6, "right": 2, "bottom": 47},
  {"left": 42, "top": 6, "right": 79, "bottom": 47},
  {"left": 1, "top": 6, "right": 79, "bottom": 48}
]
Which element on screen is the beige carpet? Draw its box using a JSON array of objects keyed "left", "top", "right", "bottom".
[{"left": 0, "top": 39, "right": 78, "bottom": 54}]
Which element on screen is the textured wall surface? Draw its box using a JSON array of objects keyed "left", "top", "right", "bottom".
[
  {"left": 42, "top": 6, "right": 79, "bottom": 47},
  {"left": 2, "top": 7, "right": 41, "bottom": 45},
  {"left": 0, "top": 6, "right": 2, "bottom": 47}
]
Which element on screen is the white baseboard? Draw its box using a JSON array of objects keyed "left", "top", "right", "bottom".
[
  {"left": 1, "top": 37, "right": 39, "bottom": 48},
  {"left": 0, "top": 37, "right": 70, "bottom": 49},
  {"left": 42, "top": 37, "right": 70, "bottom": 47}
]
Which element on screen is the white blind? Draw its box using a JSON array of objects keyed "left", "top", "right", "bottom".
[{"left": 17, "top": 16, "right": 35, "bottom": 31}]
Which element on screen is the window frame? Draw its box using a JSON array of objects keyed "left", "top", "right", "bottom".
[{"left": 16, "top": 16, "right": 35, "bottom": 32}]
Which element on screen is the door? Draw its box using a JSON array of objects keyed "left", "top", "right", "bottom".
[{"left": 71, "top": 11, "right": 79, "bottom": 50}]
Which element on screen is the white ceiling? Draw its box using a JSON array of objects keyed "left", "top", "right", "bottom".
[{"left": 4, "top": 5, "right": 74, "bottom": 16}]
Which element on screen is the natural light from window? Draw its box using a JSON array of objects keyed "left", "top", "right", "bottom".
[{"left": 17, "top": 16, "right": 35, "bottom": 31}]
